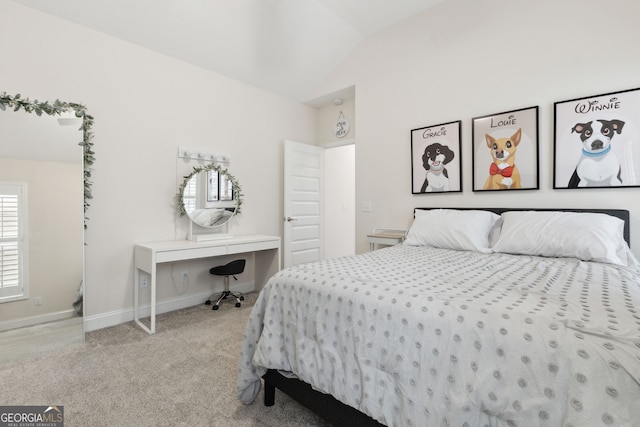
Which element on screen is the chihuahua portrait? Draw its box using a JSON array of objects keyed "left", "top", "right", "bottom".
[{"left": 483, "top": 128, "right": 522, "bottom": 190}]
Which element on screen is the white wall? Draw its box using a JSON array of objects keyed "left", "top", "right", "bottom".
[
  {"left": 324, "top": 144, "right": 355, "bottom": 259},
  {"left": 4, "top": 0, "right": 640, "bottom": 331},
  {"left": 312, "top": 0, "right": 640, "bottom": 256},
  {"left": 316, "top": 97, "right": 356, "bottom": 145},
  {"left": 0, "top": 1, "right": 316, "bottom": 330}
]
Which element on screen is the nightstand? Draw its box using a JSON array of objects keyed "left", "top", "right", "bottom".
[{"left": 367, "top": 228, "right": 407, "bottom": 251}]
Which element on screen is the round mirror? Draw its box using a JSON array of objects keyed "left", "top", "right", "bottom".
[{"left": 178, "top": 163, "right": 243, "bottom": 228}]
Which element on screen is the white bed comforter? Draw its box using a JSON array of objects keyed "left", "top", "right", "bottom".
[{"left": 237, "top": 245, "right": 640, "bottom": 426}]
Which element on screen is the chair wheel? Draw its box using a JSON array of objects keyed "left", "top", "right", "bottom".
[
  {"left": 212, "top": 305, "right": 220, "bottom": 310},
  {"left": 235, "top": 302, "right": 241, "bottom": 307},
  {"left": 204, "top": 300, "right": 211, "bottom": 305},
  {"left": 239, "top": 296, "right": 245, "bottom": 301}
]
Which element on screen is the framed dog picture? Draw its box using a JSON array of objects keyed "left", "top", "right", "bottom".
[
  {"left": 554, "top": 87, "right": 640, "bottom": 189},
  {"left": 472, "top": 106, "right": 539, "bottom": 192},
  {"left": 411, "top": 120, "right": 462, "bottom": 194}
]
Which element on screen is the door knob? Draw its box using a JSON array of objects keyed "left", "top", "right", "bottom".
[{"left": 285, "top": 217, "right": 298, "bottom": 222}]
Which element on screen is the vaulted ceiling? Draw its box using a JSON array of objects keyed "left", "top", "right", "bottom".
[{"left": 13, "top": 0, "right": 446, "bottom": 103}]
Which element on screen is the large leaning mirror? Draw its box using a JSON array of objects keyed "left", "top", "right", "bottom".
[
  {"left": 178, "top": 163, "right": 243, "bottom": 240},
  {"left": 0, "top": 92, "right": 94, "bottom": 363}
]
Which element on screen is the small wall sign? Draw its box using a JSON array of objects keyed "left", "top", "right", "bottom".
[{"left": 335, "top": 111, "right": 350, "bottom": 138}]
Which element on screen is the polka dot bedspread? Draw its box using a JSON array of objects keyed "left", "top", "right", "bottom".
[{"left": 237, "top": 244, "right": 640, "bottom": 426}]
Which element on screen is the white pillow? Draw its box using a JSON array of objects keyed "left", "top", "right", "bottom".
[
  {"left": 492, "top": 211, "right": 634, "bottom": 266},
  {"left": 404, "top": 209, "right": 500, "bottom": 253}
]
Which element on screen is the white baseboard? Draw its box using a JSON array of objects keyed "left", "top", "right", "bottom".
[
  {"left": 84, "top": 281, "right": 256, "bottom": 332},
  {"left": 0, "top": 309, "right": 77, "bottom": 332}
]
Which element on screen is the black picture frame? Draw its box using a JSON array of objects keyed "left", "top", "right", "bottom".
[
  {"left": 472, "top": 106, "right": 539, "bottom": 192},
  {"left": 553, "top": 87, "right": 640, "bottom": 189},
  {"left": 411, "top": 120, "right": 462, "bottom": 194}
]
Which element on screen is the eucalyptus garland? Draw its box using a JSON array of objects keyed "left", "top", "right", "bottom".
[
  {"left": 0, "top": 92, "right": 95, "bottom": 229},
  {"left": 177, "top": 162, "right": 243, "bottom": 217}
]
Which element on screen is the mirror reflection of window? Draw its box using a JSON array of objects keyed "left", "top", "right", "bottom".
[
  {"left": 0, "top": 183, "right": 26, "bottom": 301},
  {"left": 220, "top": 174, "right": 233, "bottom": 201},
  {"left": 183, "top": 176, "right": 197, "bottom": 213},
  {"left": 180, "top": 166, "right": 240, "bottom": 233},
  {"left": 207, "top": 170, "right": 219, "bottom": 202}
]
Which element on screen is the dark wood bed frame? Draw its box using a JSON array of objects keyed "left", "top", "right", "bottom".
[{"left": 261, "top": 207, "right": 631, "bottom": 426}]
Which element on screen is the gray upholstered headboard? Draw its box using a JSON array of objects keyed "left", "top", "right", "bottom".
[{"left": 415, "top": 207, "right": 631, "bottom": 246}]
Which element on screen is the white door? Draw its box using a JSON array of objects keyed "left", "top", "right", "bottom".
[{"left": 283, "top": 140, "right": 324, "bottom": 268}]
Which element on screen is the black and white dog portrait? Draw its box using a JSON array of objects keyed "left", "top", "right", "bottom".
[
  {"left": 568, "top": 119, "right": 625, "bottom": 187},
  {"left": 420, "top": 142, "right": 455, "bottom": 192}
]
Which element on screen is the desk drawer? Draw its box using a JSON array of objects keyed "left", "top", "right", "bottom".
[
  {"left": 157, "top": 246, "right": 228, "bottom": 262},
  {"left": 228, "top": 240, "right": 279, "bottom": 254}
]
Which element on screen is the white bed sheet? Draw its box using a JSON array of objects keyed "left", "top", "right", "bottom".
[{"left": 237, "top": 245, "right": 640, "bottom": 426}]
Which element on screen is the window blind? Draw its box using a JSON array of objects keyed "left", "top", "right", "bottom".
[
  {"left": 183, "top": 176, "right": 197, "bottom": 214},
  {"left": 0, "top": 185, "right": 24, "bottom": 300}
]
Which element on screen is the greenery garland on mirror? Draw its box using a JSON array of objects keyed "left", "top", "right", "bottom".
[
  {"left": 177, "top": 162, "right": 243, "bottom": 217},
  {"left": 0, "top": 92, "right": 95, "bottom": 229}
]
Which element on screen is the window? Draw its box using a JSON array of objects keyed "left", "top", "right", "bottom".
[
  {"left": 183, "top": 176, "right": 197, "bottom": 214},
  {"left": 0, "top": 183, "right": 27, "bottom": 302}
]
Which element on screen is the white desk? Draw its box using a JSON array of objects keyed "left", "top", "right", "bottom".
[{"left": 134, "top": 234, "right": 280, "bottom": 334}]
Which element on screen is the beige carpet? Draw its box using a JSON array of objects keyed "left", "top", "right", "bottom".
[
  {"left": 0, "top": 317, "right": 84, "bottom": 364},
  {"left": 0, "top": 293, "right": 330, "bottom": 427}
]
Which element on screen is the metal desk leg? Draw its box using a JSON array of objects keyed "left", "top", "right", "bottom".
[
  {"left": 150, "top": 275, "right": 156, "bottom": 334},
  {"left": 133, "top": 267, "right": 154, "bottom": 335}
]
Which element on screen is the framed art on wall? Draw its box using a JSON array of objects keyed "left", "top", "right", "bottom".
[
  {"left": 554, "top": 87, "right": 640, "bottom": 189},
  {"left": 472, "top": 106, "right": 539, "bottom": 191},
  {"left": 411, "top": 120, "right": 462, "bottom": 194}
]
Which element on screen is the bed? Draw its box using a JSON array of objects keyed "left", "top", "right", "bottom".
[{"left": 237, "top": 208, "right": 640, "bottom": 426}]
